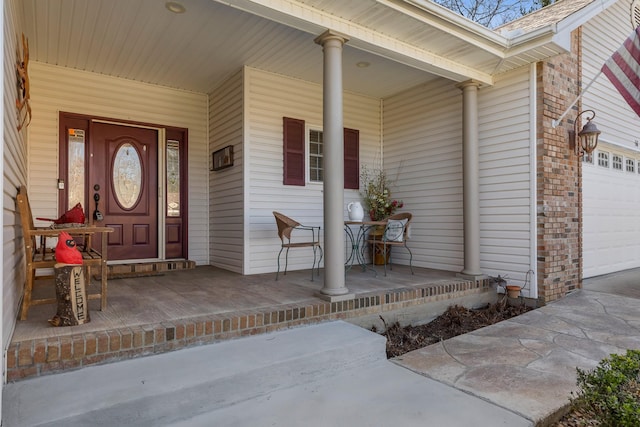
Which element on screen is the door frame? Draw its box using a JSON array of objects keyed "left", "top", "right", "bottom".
[{"left": 58, "top": 112, "right": 189, "bottom": 261}]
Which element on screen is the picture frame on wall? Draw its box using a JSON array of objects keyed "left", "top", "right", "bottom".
[{"left": 212, "top": 145, "right": 234, "bottom": 171}]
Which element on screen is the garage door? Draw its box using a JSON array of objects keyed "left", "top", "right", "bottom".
[{"left": 583, "top": 149, "right": 640, "bottom": 278}]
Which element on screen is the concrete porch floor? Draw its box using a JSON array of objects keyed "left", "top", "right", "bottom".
[{"left": 7, "top": 264, "right": 493, "bottom": 382}]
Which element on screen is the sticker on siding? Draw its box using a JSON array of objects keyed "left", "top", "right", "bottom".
[{"left": 68, "top": 129, "right": 85, "bottom": 144}]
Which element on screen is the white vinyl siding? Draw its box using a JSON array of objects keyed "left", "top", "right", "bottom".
[
  {"left": 478, "top": 69, "right": 533, "bottom": 288},
  {"left": 4, "top": 0, "right": 28, "bottom": 391},
  {"left": 27, "top": 62, "right": 209, "bottom": 264},
  {"left": 244, "top": 67, "right": 380, "bottom": 275},
  {"left": 383, "top": 67, "right": 533, "bottom": 290},
  {"left": 582, "top": 0, "right": 640, "bottom": 278},
  {"left": 383, "top": 79, "right": 463, "bottom": 273},
  {"left": 583, "top": 0, "right": 640, "bottom": 149},
  {"left": 209, "top": 70, "right": 244, "bottom": 273}
]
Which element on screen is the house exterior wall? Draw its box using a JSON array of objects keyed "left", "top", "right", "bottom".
[
  {"left": 383, "top": 79, "right": 463, "bottom": 272},
  {"left": 478, "top": 68, "right": 536, "bottom": 291},
  {"left": 27, "top": 62, "right": 210, "bottom": 265},
  {"left": 383, "top": 68, "right": 535, "bottom": 292},
  {"left": 537, "top": 28, "right": 582, "bottom": 304},
  {"left": 583, "top": 0, "right": 638, "bottom": 146},
  {"left": 581, "top": 0, "right": 640, "bottom": 277},
  {"left": 209, "top": 69, "right": 244, "bottom": 273},
  {"left": 4, "top": 0, "right": 27, "bottom": 394},
  {"left": 243, "top": 67, "right": 381, "bottom": 275}
]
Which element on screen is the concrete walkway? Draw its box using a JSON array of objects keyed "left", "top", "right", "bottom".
[
  {"left": 4, "top": 269, "right": 640, "bottom": 426},
  {"left": 395, "top": 272, "right": 640, "bottom": 425}
]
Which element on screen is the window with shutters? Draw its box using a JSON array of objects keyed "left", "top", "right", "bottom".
[
  {"left": 308, "top": 128, "right": 324, "bottom": 183},
  {"left": 283, "top": 117, "right": 359, "bottom": 189}
]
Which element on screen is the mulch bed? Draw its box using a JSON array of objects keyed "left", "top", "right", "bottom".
[{"left": 375, "top": 300, "right": 532, "bottom": 358}]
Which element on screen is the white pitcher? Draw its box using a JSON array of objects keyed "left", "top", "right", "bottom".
[{"left": 347, "top": 201, "right": 364, "bottom": 221}]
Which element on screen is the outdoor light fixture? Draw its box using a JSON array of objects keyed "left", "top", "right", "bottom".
[{"left": 570, "top": 110, "right": 601, "bottom": 156}]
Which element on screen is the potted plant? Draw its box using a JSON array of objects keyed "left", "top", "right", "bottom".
[
  {"left": 360, "top": 165, "right": 404, "bottom": 264},
  {"left": 360, "top": 165, "right": 403, "bottom": 221},
  {"left": 490, "top": 275, "right": 521, "bottom": 298}
]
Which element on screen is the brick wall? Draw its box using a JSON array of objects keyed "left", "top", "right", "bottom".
[{"left": 536, "top": 28, "right": 583, "bottom": 304}]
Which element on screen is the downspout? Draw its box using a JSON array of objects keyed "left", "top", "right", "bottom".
[{"left": 528, "top": 62, "right": 538, "bottom": 300}]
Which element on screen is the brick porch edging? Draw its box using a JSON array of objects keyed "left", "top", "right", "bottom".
[{"left": 7, "top": 278, "right": 490, "bottom": 382}]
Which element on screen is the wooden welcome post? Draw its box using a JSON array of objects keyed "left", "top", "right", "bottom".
[{"left": 49, "top": 263, "right": 90, "bottom": 326}]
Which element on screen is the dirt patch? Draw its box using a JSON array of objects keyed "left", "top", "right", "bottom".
[{"left": 375, "top": 300, "right": 532, "bottom": 358}]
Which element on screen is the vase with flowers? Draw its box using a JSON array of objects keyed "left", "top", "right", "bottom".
[
  {"left": 360, "top": 165, "right": 404, "bottom": 264},
  {"left": 360, "top": 165, "right": 404, "bottom": 221}
]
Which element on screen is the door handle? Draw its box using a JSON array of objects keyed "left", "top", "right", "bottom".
[{"left": 93, "top": 189, "right": 103, "bottom": 221}]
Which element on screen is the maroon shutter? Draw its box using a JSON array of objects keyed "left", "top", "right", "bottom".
[
  {"left": 283, "top": 117, "right": 305, "bottom": 186},
  {"left": 344, "top": 128, "right": 359, "bottom": 189}
]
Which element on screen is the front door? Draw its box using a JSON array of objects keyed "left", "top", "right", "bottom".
[
  {"left": 91, "top": 122, "right": 158, "bottom": 260},
  {"left": 59, "top": 113, "right": 188, "bottom": 261}
]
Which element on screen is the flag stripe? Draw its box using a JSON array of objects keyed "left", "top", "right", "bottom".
[
  {"left": 613, "top": 30, "right": 640, "bottom": 87},
  {"left": 602, "top": 27, "right": 640, "bottom": 117}
]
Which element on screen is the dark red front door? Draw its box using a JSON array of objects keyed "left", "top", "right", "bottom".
[{"left": 91, "top": 122, "right": 158, "bottom": 260}]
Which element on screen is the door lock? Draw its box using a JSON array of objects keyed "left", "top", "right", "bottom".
[{"left": 93, "top": 192, "right": 103, "bottom": 221}]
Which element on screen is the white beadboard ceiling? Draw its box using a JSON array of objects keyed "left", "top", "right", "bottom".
[{"left": 19, "top": 0, "right": 570, "bottom": 97}]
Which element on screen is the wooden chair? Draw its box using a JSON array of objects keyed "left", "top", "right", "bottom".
[
  {"left": 366, "top": 212, "right": 414, "bottom": 276},
  {"left": 273, "top": 211, "right": 323, "bottom": 281},
  {"left": 16, "top": 186, "right": 113, "bottom": 320}
]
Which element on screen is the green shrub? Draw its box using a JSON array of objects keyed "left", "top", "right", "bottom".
[{"left": 571, "top": 349, "right": 640, "bottom": 426}]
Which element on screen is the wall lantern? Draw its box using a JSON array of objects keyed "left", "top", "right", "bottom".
[{"left": 570, "top": 110, "right": 601, "bottom": 156}]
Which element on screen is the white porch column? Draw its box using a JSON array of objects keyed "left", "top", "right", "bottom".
[
  {"left": 457, "top": 81, "right": 483, "bottom": 279},
  {"left": 314, "top": 30, "right": 353, "bottom": 300}
]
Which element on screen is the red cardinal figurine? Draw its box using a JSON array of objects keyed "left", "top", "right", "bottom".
[{"left": 55, "top": 231, "right": 83, "bottom": 265}]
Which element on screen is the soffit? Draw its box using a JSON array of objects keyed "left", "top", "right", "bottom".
[{"left": 20, "top": 0, "right": 573, "bottom": 98}]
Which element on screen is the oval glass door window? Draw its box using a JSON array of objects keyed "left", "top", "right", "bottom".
[{"left": 113, "top": 142, "right": 142, "bottom": 209}]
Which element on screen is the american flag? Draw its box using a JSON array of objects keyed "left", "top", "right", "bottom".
[{"left": 602, "top": 26, "right": 640, "bottom": 117}]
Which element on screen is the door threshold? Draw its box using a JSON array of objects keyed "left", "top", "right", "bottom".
[{"left": 99, "top": 260, "right": 196, "bottom": 279}]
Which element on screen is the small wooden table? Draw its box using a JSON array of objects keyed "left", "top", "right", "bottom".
[
  {"left": 16, "top": 186, "right": 114, "bottom": 320},
  {"left": 344, "top": 220, "right": 387, "bottom": 275}
]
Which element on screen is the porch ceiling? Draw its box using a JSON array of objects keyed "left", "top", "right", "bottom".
[{"left": 20, "top": 0, "right": 567, "bottom": 98}]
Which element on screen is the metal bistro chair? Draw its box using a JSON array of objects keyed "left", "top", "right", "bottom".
[
  {"left": 367, "top": 212, "right": 414, "bottom": 276},
  {"left": 273, "top": 211, "right": 323, "bottom": 281}
]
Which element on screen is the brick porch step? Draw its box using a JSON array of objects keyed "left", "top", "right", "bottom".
[
  {"left": 104, "top": 260, "right": 196, "bottom": 279},
  {"left": 6, "top": 278, "right": 492, "bottom": 383}
]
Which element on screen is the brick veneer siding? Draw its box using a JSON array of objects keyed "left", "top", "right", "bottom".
[{"left": 536, "top": 28, "right": 583, "bottom": 304}]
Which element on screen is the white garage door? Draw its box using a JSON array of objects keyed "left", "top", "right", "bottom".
[{"left": 583, "top": 150, "right": 640, "bottom": 278}]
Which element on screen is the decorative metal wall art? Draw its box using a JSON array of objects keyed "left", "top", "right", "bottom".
[{"left": 16, "top": 33, "right": 31, "bottom": 131}]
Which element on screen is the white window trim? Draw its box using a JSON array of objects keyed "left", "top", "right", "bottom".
[
  {"left": 598, "top": 151, "right": 610, "bottom": 168},
  {"left": 612, "top": 154, "right": 623, "bottom": 171},
  {"left": 306, "top": 124, "right": 324, "bottom": 185},
  {"left": 626, "top": 158, "right": 636, "bottom": 173}
]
